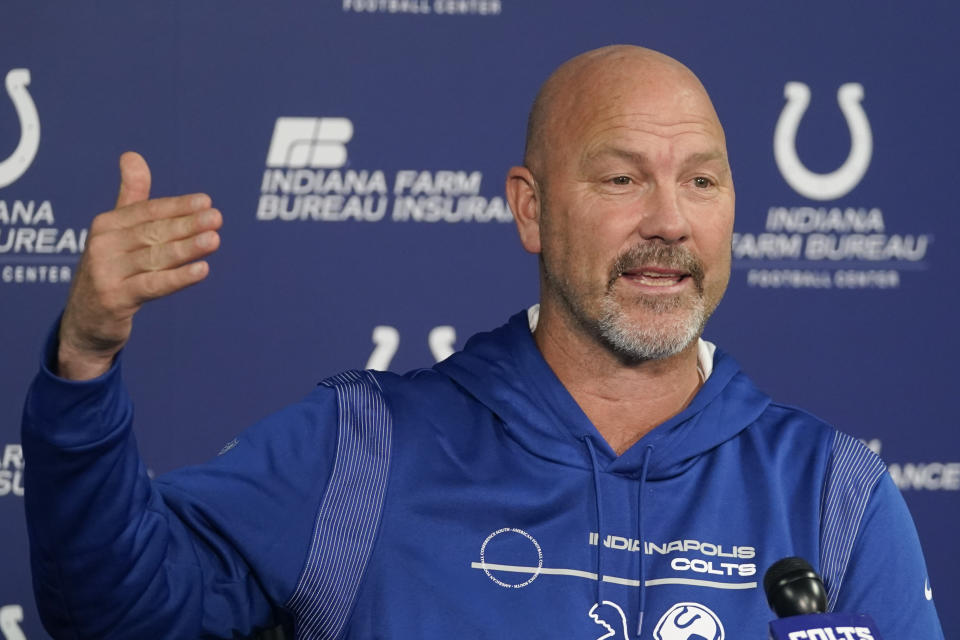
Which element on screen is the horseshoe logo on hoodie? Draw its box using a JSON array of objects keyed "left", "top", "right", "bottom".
[
  {"left": 0, "top": 69, "right": 40, "bottom": 189},
  {"left": 773, "top": 82, "right": 872, "bottom": 201},
  {"left": 653, "top": 602, "right": 724, "bottom": 640}
]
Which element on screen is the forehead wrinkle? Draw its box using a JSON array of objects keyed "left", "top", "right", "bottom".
[
  {"left": 583, "top": 146, "right": 724, "bottom": 164},
  {"left": 580, "top": 106, "right": 726, "bottom": 147},
  {"left": 581, "top": 122, "right": 726, "bottom": 162},
  {"left": 590, "top": 108, "right": 718, "bottom": 127}
]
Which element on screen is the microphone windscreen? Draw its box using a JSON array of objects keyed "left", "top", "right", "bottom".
[{"left": 764, "top": 556, "right": 828, "bottom": 617}]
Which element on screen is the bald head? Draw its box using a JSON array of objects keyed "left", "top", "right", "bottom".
[{"left": 523, "top": 45, "right": 724, "bottom": 176}]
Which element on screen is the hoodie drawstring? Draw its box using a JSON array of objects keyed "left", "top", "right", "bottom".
[
  {"left": 636, "top": 444, "right": 653, "bottom": 637},
  {"left": 583, "top": 438, "right": 654, "bottom": 639},
  {"left": 583, "top": 437, "right": 606, "bottom": 607}
]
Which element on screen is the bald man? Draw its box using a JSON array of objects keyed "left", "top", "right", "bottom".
[{"left": 23, "top": 46, "right": 942, "bottom": 639}]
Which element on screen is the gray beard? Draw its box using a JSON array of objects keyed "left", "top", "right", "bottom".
[
  {"left": 545, "top": 242, "right": 709, "bottom": 363},
  {"left": 596, "top": 289, "right": 707, "bottom": 361}
]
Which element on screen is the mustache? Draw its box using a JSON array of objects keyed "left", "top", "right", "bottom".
[{"left": 608, "top": 243, "right": 705, "bottom": 293}]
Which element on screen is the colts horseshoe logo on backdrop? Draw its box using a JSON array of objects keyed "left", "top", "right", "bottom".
[
  {"left": 773, "top": 82, "right": 872, "bottom": 201},
  {"left": 0, "top": 604, "right": 27, "bottom": 640},
  {"left": 0, "top": 69, "right": 40, "bottom": 189},
  {"left": 366, "top": 325, "right": 457, "bottom": 371}
]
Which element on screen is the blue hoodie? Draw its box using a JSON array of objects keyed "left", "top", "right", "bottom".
[{"left": 23, "top": 311, "right": 943, "bottom": 639}]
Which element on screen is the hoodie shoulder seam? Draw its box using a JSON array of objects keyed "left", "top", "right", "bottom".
[
  {"left": 818, "top": 430, "right": 887, "bottom": 612},
  {"left": 286, "top": 370, "right": 393, "bottom": 639}
]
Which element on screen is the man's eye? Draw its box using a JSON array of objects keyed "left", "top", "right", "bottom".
[
  {"left": 693, "top": 176, "right": 713, "bottom": 188},
  {"left": 610, "top": 176, "right": 632, "bottom": 185}
]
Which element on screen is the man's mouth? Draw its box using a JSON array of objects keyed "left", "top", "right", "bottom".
[
  {"left": 608, "top": 244, "right": 706, "bottom": 295},
  {"left": 621, "top": 267, "right": 690, "bottom": 288}
]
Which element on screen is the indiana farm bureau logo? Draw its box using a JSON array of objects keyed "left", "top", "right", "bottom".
[
  {"left": 733, "top": 81, "right": 933, "bottom": 291},
  {"left": 257, "top": 117, "right": 513, "bottom": 225}
]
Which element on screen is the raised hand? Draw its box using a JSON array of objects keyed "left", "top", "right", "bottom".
[{"left": 57, "top": 152, "right": 223, "bottom": 380}]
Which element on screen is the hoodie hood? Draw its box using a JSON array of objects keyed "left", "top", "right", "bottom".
[{"left": 434, "top": 309, "right": 771, "bottom": 480}]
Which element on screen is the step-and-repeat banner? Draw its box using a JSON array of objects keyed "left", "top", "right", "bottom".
[{"left": 1, "top": 3, "right": 957, "bottom": 638}]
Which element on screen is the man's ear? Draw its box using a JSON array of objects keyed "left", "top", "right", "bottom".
[{"left": 506, "top": 166, "right": 542, "bottom": 254}]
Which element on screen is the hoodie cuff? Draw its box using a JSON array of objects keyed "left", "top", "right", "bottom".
[{"left": 22, "top": 317, "right": 131, "bottom": 448}]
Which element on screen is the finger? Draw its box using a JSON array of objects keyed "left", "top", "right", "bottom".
[
  {"left": 92, "top": 193, "right": 214, "bottom": 236},
  {"left": 115, "top": 152, "right": 152, "bottom": 209},
  {"left": 121, "top": 229, "right": 220, "bottom": 277},
  {"left": 126, "top": 260, "right": 211, "bottom": 305},
  {"left": 85, "top": 207, "right": 220, "bottom": 256},
  {"left": 118, "top": 208, "right": 221, "bottom": 252},
  {"left": 114, "top": 193, "right": 213, "bottom": 230}
]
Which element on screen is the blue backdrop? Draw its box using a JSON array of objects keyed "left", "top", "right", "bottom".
[{"left": 1, "top": 2, "right": 957, "bottom": 637}]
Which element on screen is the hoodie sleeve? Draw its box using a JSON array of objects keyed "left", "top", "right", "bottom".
[
  {"left": 21, "top": 328, "right": 339, "bottom": 639},
  {"left": 822, "top": 433, "right": 944, "bottom": 637}
]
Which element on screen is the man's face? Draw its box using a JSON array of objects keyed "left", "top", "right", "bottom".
[{"left": 534, "top": 72, "right": 735, "bottom": 361}]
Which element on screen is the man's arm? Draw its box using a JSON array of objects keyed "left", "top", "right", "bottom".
[{"left": 21, "top": 154, "right": 334, "bottom": 638}]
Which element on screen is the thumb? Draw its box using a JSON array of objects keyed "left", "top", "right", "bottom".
[{"left": 115, "top": 151, "right": 152, "bottom": 209}]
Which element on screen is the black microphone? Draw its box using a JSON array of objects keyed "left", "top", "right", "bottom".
[
  {"left": 763, "top": 557, "right": 884, "bottom": 640},
  {"left": 764, "top": 556, "right": 828, "bottom": 616}
]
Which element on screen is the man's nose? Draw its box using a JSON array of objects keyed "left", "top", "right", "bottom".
[{"left": 634, "top": 184, "right": 691, "bottom": 243}]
